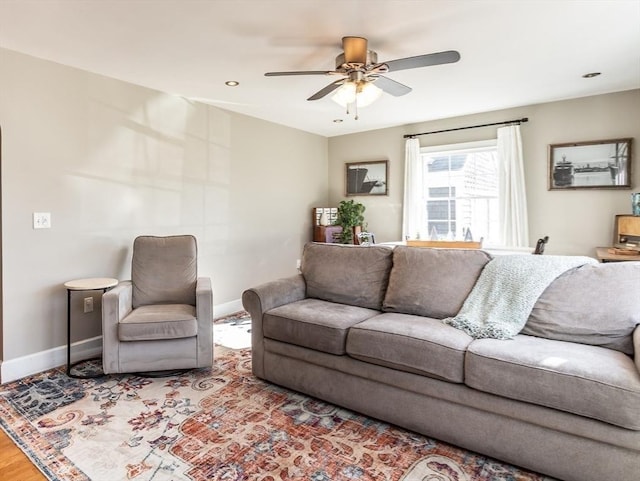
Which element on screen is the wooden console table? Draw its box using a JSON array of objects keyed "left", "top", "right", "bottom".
[{"left": 595, "top": 247, "right": 640, "bottom": 263}]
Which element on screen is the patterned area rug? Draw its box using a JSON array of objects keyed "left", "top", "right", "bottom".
[
  {"left": 213, "top": 311, "right": 252, "bottom": 350},
  {"left": 0, "top": 315, "right": 553, "bottom": 481}
]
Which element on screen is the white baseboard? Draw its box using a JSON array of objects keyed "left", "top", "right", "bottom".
[
  {"left": 1, "top": 336, "right": 103, "bottom": 384},
  {"left": 1, "top": 299, "right": 244, "bottom": 384},
  {"left": 213, "top": 298, "right": 244, "bottom": 318}
]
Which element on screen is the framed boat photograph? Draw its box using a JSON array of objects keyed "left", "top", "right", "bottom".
[
  {"left": 346, "top": 160, "right": 388, "bottom": 196},
  {"left": 548, "top": 138, "right": 632, "bottom": 190}
]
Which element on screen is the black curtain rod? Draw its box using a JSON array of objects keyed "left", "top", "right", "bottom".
[{"left": 403, "top": 117, "right": 528, "bottom": 139}]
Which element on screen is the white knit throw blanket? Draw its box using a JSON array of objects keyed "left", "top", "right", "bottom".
[{"left": 443, "top": 254, "right": 598, "bottom": 339}]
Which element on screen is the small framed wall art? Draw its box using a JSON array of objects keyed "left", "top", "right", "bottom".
[
  {"left": 548, "top": 138, "right": 632, "bottom": 190},
  {"left": 345, "top": 160, "right": 388, "bottom": 196}
]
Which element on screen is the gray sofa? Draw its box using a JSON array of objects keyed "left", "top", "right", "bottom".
[{"left": 242, "top": 242, "right": 640, "bottom": 481}]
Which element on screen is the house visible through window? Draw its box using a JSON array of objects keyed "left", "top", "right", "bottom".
[{"left": 420, "top": 140, "right": 499, "bottom": 245}]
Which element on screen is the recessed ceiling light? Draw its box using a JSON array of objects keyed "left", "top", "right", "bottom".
[
  {"left": 225, "top": 80, "right": 239, "bottom": 86},
  {"left": 582, "top": 72, "right": 601, "bottom": 79},
  {"left": 333, "top": 119, "right": 343, "bottom": 123}
]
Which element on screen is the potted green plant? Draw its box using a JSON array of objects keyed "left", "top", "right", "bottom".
[{"left": 336, "top": 199, "right": 366, "bottom": 244}]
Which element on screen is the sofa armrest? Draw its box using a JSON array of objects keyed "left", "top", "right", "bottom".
[
  {"left": 242, "top": 274, "right": 306, "bottom": 315},
  {"left": 634, "top": 326, "right": 640, "bottom": 373},
  {"left": 196, "top": 277, "right": 214, "bottom": 368},
  {"left": 242, "top": 274, "right": 306, "bottom": 378},
  {"left": 102, "top": 281, "right": 132, "bottom": 373}
]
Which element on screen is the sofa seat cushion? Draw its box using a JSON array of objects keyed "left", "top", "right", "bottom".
[
  {"left": 383, "top": 246, "right": 492, "bottom": 319},
  {"left": 301, "top": 243, "right": 393, "bottom": 310},
  {"left": 466, "top": 335, "right": 640, "bottom": 430},
  {"left": 119, "top": 304, "right": 197, "bottom": 341},
  {"left": 523, "top": 262, "right": 640, "bottom": 355},
  {"left": 264, "top": 298, "right": 380, "bottom": 355},
  {"left": 346, "top": 313, "right": 474, "bottom": 383}
]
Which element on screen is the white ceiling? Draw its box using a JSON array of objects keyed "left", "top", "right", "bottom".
[{"left": 1, "top": 0, "right": 639, "bottom": 137}]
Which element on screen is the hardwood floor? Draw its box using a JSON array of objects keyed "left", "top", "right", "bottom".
[{"left": 0, "top": 428, "right": 46, "bottom": 481}]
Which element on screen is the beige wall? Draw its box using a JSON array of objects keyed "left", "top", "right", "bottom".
[
  {"left": 0, "top": 48, "right": 328, "bottom": 363},
  {"left": 328, "top": 90, "right": 640, "bottom": 255},
  {"left": 1, "top": 46, "right": 638, "bottom": 374}
]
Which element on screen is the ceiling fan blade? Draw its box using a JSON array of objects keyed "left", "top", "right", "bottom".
[
  {"left": 265, "top": 70, "right": 332, "bottom": 76},
  {"left": 384, "top": 50, "right": 461, "bottom": 72},
  {"left": 372, "top": 75, "right": 412, "bottom": 97},
  {"left": 342, "top": 36, "right": 368, "bottom": 64},
  {"left": 307, "top": 79, "right": 344, "bottom": 101}
]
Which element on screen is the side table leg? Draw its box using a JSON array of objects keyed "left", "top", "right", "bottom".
[{"left": 66, "top": 288, "right": 71, "bottom": 376}]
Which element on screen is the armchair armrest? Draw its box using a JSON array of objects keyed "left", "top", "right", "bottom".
[
  {"left": 634, "top": 326, "right": 640, "bottom": 373},
  {"left": 195, "top": 277, "right": 213, "bottom": 367},
  {"left": 242, "top": 274, "right": 306, "bottom": 378},
  {"left": 102, "top": 281, "right": 133, "bottom": 373},
  {"left": 102, "top": 281, "right": 133, "bottom": 325}
]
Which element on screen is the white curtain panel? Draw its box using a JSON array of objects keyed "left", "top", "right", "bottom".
[
  {"left": 402, "top": 137, "right": 422, "bottom": 240},
  {"left": 497, "top": 125, "right": 529, "bottom": 247}
]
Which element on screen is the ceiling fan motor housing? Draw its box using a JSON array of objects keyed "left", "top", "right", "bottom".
[
  {"left": 341, "top": 36, "right": 368, "bottom": 63},
  {"left": 335, "top": 50, "right": 378, "bottom": 70}
]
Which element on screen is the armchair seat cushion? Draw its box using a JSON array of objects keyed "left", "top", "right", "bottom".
[{"left": 118, "top": 304, "right": 197, "bottom": 341}]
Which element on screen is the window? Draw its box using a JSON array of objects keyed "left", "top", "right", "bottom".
[
  {"left": 420, "top": 140, "right": 499, "bottom": 245},
  {"left": 427, "top": 186, "right": 456, "bottom": 238}
]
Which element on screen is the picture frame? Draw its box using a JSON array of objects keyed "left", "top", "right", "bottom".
[
  {"left": 345, "top": 160, "right": 388, "bottom": 196},
  {"left": 548, "top": 138, "right": 632, "bottom": 190}
]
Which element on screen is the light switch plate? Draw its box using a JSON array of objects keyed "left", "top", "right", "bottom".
[{"left": 33, "top": 212, "right": 51, "bottom": 229}]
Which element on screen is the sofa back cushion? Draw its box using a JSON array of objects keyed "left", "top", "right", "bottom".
[
  {"left": 383, "top": 246, "right": 492, "bottom": 319},
  {"left": 301, "top": 243, "right": 393, "bottom": 310},
  {"left": 523, "top": 262, "right": 640, "bottom": 355}
]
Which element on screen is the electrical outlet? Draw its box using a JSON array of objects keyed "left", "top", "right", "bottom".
[
  {"left": 296, "top": 259, "right": 301, "bottom": 270},
  {"left": 83, "top": 297, "right": 94, "bottom": 313},
  {"left": 33, "top": 212, "right": 51, "bottom": 229}
]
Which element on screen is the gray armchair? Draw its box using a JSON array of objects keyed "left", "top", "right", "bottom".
[{"left": 102, "top": 235, "right": 213, "bottom": 374}]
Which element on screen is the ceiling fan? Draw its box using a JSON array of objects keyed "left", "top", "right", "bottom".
[{"left": 265, "top": 36, "right": 460, "bottom": 116}]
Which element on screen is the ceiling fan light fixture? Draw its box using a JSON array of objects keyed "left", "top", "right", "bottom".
[
  {"left": 331, "top": 80, "right": 382, "bottom": 108},
  {"left": 332, "top": 82, "right": 356, "bottom": 106}
]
